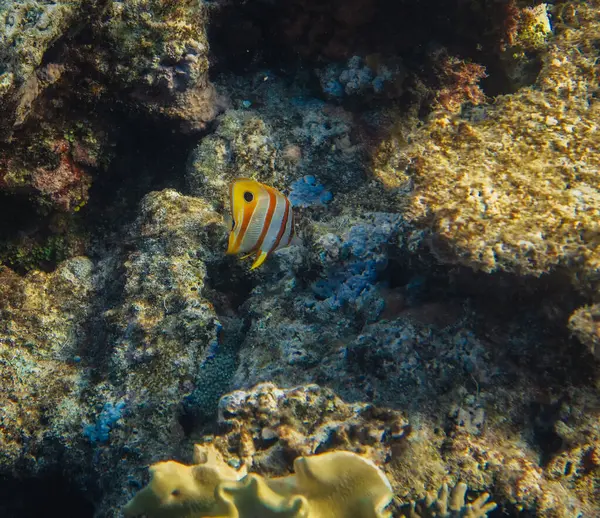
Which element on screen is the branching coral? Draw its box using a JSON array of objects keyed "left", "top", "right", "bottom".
[
  {"left": 124, "top": 444, "right": 393, "bottom": 518},
  {"left": 400, "top": 482, "right": 497, "bottom": 518}
]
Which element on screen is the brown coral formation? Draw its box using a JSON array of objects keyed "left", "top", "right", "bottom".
[
  {"left": 90, "top": 0, "right": 221, "bottom": 131},
  {"left": 373, "top": 0, "right": 600, "bottom": 356},
  {"left": 199, "top": 383, "right": 599, "bottom": 516},
  {"left": 212, "top": 383, "right": 410, "bottom": 471}
]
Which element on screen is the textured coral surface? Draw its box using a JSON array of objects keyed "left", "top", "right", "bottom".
[{"left": 379, "top": 0, "right": 600, "bottom": 281}]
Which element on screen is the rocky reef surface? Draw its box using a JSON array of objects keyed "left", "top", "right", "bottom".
[{"left": 0, "top": 1, "right": 599, "bottom": 517}]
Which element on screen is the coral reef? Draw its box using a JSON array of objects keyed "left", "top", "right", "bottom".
[
  {"left": 124, "top": 443, "right": 393, "bottom": 518},
  {"left": 214, "top": 383, "right": 410, "bottom": 470},
  {"left": 1, "top": 0, "right": 599, "bottom": 517},
  {"left": 0, "top": 257, "right": 93, "bottom": 471},
  {"left": 318, "top": 55, "right": 406, "bottom": 100},
  {"left": 204, "top": 383, "right": 593, "bottom": 516},
  {"left": 186, "top": 97, "right": 360, "bottom": 211},
  {"left": 0, "top": 189, "right": 233, "bottom": 514},
  {"left": 0, "top": 124, "right": 106, "bottom": 212},
  {"left": 288, "top": 176, "right": 333, "bottom": 208},
  {"left": 375, "top": 0, "right": 600, "bottom": 282},
  {"left": 499, "top": 2, "right": 553, "bottom": 89}
]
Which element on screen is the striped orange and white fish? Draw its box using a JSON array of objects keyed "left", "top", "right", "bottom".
[{"left": 226, "top": 178, "right": 298, "bottom": 270}]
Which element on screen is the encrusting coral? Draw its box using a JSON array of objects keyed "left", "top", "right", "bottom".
[{"left": 124, "top": 444, "right": 393, "bottom": 518}]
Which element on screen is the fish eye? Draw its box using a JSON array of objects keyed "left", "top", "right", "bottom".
[
  {"left": 243, "top": 191, "right": 254, "bottom": 202},
  {"left": 171, "top": 489, "right": 180, "bottom": 497}
]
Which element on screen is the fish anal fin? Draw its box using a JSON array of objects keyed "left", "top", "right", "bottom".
[{"left": 250, "top": 251, "right": 269, "bottom": 270}]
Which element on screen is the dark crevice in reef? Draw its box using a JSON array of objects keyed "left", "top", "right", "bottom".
[
  {"left": 0, "top": 471, "right": 94, "bottom": 518},
  {"left": 83, "top": 114, "right": 197, "bottom": 250},
  {"left": 207, "top": 0, "right": 530, "bottom": 96},
  {"left": 530, "top": 399, "right": 567, "bottom": 465},
  {"left": 205, "top": 258, "right": 256, "bottom": 313}
]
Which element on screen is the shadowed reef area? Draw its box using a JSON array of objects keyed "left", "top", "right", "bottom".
[{"left": 0, "top": 0, "right": 599, "bottom": 517}]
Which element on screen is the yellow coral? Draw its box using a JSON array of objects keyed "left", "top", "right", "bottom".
[
  {"left": 123, "top": 445, "right": 246, "bottom": 517},
  {"left": 124, "top": 446, "right": 393, "bottom": 518}
]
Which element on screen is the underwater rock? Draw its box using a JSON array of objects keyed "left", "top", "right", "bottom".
[
  {"left": 186, "top": 86, "right": 362, "bottom": 211},
  {"left": 215, "top": 383, "right": 410, "bottom": 470},
  {"left": 90, "top": 0, "right": 221, "bottom": 131},
  {"left": 0, "top": 189, "right": 233, "bottom": 514},
  {"left": 0, "top": 257, "right": 93, "bottom": 471},
  {"left": 82, "top": 189, "right": 231, "bottom": 514},
  {"left": 0, "top": 0, "right": 85, "bottom": 140},
  {"left": 498, "top": 2, "right": 553, "bottom": 91},
  {"left": 568, "top": 304, "right": 600, "bottom": 359},
  {"left": 317, "top": 55, "right": 406, "bottom": 101},
  {"left": 374, "top": 0, "right": 600, "bottom": 283},
  {"left": 0, "top": 122, "right": 108, "bottom": 213},
  {"left": 208, "top": 382, "right": 591, "bottom": 516}
]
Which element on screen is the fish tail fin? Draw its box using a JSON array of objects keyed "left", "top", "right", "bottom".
[{"left": 250, "top": 251, "right": 269, "bottom": 270}]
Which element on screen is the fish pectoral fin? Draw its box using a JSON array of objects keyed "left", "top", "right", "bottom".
[
  {"left": 240, "top": 252, "right": 255, "bottom": 260},
  {"left": 250, "top": 251, "right": 269, "bottom": 270}
]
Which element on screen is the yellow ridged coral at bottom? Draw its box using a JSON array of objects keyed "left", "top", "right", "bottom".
[{"left": 124, "top": 445, "right": 393, "bottom": 518}]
